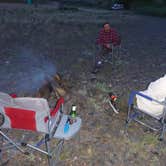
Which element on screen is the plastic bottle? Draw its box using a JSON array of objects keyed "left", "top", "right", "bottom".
[{"left": 64, "top": 121, "right": 69, "bottom": 133}]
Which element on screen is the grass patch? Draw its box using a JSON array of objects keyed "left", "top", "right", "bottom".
[
  {"left": 141, "top": 134, "right": 158, "bottom": 145},
  {"left": 95, "top": 82, "right": 111, "bottom": 93},
  {"left": 127, "top": 134, "right": 158, "bottom": 160}
]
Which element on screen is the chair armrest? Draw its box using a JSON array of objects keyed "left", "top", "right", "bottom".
[
  {"left": 44, "top": 97, "right": 64, "bottom": 123},
  {"left": 128, "top": 91, "right": 165, "bottom": 106},
  {"left": 128, "top": 91, "right": 153, "bottom": 106},
  {"left": 50, "top": 97, "right": 64, "bottom": 117}
]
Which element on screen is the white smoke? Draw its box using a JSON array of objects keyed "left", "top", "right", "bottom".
[{"left": 0, "top": 47, "right": 56, "bottom": 94}]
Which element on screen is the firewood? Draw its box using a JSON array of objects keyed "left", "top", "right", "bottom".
[
  {"left": 55, "top": 87, "right": 66, "bottom": 97},
  {"left": 36, "top": 73, "right": 67, "bottom": 99}
]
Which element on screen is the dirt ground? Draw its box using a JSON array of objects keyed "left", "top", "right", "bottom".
[{"left": 0, "top": 3, "right": 166, "bottom": 166}]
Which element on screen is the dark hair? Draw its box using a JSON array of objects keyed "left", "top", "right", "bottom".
[{"left": 103, "top": 22, "right": 110, "bottom": 27}]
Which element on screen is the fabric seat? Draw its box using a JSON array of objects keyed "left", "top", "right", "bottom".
[
  {"left": 136, "top": 75, "right": 166, "bottom": 119},
  {"left": 126, "top": 90, "right": 166, "bottom": 140}
]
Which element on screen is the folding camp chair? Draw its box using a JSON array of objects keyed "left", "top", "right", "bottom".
[
  {"left": 126, "top": 91, "right": 166, "bottom": 140},
  {"left": 0, "top": 92, "right": 82, "bottom": 165},
  {"left": 93, "top": 42, "right": 121, "bottom": 67}
]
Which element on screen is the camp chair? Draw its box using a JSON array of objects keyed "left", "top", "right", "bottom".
[
  {"left": 93, "top": 40, "right": 121, "bottom": 66},
  {"left": 0, "top": 92, "right": 82, "bottom": 165},
  {"left": 126, "top": 91, "right": 166, "bottom": 140}
]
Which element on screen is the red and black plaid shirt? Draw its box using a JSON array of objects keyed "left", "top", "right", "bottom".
[{"left": 96, "top": 28, "right": 121, "bottom": 47}]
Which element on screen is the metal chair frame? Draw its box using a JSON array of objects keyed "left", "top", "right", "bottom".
[
  {"left": 126, "top": 91, "right": 166, "bottom": 140},
  {"left": 93, "top": 43, "right": 121, "bottom": 66},
  {"left": 0, "top": 97, "right": 81, "bottom": 165}
]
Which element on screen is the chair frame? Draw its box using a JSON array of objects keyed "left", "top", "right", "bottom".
[
  {"left": 125, "top": 91, "right": 166, "bottom": 140},
  {"left": 0, "top": 97, "right": 81, "bottom": 165},
  {"left": 93, "top": 43, "right": 121, "bottom": 67}
]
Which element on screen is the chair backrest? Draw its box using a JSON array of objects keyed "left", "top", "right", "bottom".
[
  {"left": 0, "top": 92, "right": 16, "bottom": 129},
  {"left": 0, "top": 95, "right": 50, "bottom": 132},
  {"left": 0, "top": 92, "right": 15, "bottom": 106},
  {"left": 129, "top": 91, "right": 165, "bottom": 119},
  {"left": 14, "top": 97, "right": 50, "bottom": 113},
  {"left": 0, "top": 92, "right": 65, "bottom": 135}
]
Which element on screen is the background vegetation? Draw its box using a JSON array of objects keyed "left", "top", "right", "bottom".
[{"left": 0, "top": 0, "right": 166, "bottom": 16}]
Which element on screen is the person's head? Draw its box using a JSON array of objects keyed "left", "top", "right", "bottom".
[{"left": 103, "top": 23, "right": 111, "bottom": 32}]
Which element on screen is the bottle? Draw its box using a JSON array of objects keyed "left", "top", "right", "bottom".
[
  {"left": 64, "top": 121, "right": 69, "bottom": 133},
  {"left": 70, "top": 105, "right": 77, "bottom": 118}
]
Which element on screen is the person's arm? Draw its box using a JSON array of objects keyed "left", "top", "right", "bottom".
[{"left": 111, "top": 29, "right": 121, "bottom": 46}]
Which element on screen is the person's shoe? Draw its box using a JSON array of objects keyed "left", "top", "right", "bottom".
[{"left": 97, "top": 61, "right": 102, "bottom": 66}]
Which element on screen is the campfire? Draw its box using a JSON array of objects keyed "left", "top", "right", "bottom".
[{"left": 37, "top": 73, "right": 68, "bottom": 99}]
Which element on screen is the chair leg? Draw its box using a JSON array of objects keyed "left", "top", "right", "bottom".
[
  {"left": 55, "top": 139, "right": 64, "bottom": 162},
  {"left": 125, "top": 106, "right": 139, "bottom": 133},
  {"left": 93, "top": 52, "right": 97, "bottom": 67},
  {"left": 0, "top": 130, "right": 25, "bottom": 154},
  {"left": 125, "top": 105, "right": 132, "bottom": 131},
  {"left": 159, "top": 122, "right": 166, "bottom": 141},
  {"left": 118, "top": 44, "right": 121, "bottom": 57},
  {"left": 125, "top": 114, "right": 132, "bottom": 133},
  {"left": 125, "top": 115, "right": 134, "bottom": 133},
  {"left": 45, "top": 135, "right": 52, "bottom": 166},
  {"left": 159, "top": 107, "right": 166, "bottom": 141},
  {"left": 125, "top": 120, "right": 130, "bottom": 133},
  {"left": 49, "top": 139, "right": 64, "bottom": 166},
  {"left": 112, "top": 45, "right": 114, "bottom": 63}
]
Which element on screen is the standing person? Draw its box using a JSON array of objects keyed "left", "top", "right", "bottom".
[{"left": 92, "top": 23, "right": 121, "bottom": 74}]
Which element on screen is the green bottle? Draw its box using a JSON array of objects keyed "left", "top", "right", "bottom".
[{"left": 70, "top": 105, "right": 77, "bottom": 118}]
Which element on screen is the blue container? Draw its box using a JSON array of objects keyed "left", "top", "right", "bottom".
[{"left": 64, "top": 122, "right": 69, "bottom": 134}]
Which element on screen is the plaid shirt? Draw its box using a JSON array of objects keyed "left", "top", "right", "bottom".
[{"left": 96, "top": 28, "right": 121, "bottom": 47}]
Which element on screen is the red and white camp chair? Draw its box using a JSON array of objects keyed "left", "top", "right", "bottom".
[{"left": 0, "top": 92, "right": 82, "bottom": 165}]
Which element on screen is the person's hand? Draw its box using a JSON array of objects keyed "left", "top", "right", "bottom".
[{"left": 105, "top": 44, "right": 111, "bottom": 48}]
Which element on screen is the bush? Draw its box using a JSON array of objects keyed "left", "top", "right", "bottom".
[{"left": 135, "top": 6, "right": 166, "bottom": 17}]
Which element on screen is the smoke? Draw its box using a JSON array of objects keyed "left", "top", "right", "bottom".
[{"left": 0, "top": 47, "right": 56, "bottom": 94}]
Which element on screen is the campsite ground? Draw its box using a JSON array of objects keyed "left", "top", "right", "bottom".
[{"left": 0, "top": 3, "right": 166, "bottom": 166}]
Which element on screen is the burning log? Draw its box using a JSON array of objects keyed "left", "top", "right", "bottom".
[{"left": 36, "top": 73, "right": 67, "bottom": 99}]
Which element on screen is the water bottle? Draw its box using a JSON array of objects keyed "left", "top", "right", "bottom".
[{"left": 64, "top": 119, "right": 70, "bottom": 134}]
